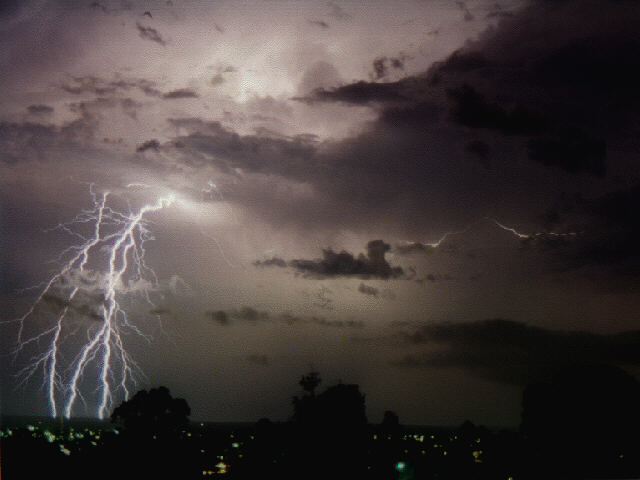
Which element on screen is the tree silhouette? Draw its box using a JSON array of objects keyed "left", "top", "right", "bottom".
[
  {"left": 289, "top": 373, "right": 369, "bottom": 479},
  {"left": 106, "top": 387, "right": 196, "bottom": 479},
  {"left": 300, "top": 371, "right": 321, "bottom": 396},
  {"left": 381, "top": 410, "right": 400, "bottom": 434},
  {"left": 111, "top": 385, "right": 190, "bottom": 439}
]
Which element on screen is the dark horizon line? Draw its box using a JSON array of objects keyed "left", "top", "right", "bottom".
[{"left": 0, "top": 414, "right": 518, "bottom": 431}]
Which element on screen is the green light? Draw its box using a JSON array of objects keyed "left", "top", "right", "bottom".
[{"left": 395, "top": 461, "right": 406, "bottom": 472}]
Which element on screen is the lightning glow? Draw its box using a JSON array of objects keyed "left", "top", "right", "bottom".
[{"left": 8, "top": 185, "right": 175, "bottom": 419}]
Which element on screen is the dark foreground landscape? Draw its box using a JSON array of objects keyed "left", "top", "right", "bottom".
[{"left": 3, "top": 367, "right": 640, "bottom": 480}]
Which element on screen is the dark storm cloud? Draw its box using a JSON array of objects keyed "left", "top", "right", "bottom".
[
  {"left": 119, "top": 97, "right": 140, "bottom": 118},
  {"left": 210, "top": 74, "right": 225, "bottom": 86},
  {"left": 68, "top": 96, "right": 142, "bottom": 120},
  {"left": 167, "top": 118, "right": 317, "bottom": 176},
  {"left": 327, "top": 2, "right": 351, "bottom": 20},
  {"left": 207, "top": 307, "right": 270, "bottom": 326},
  {"left": 295, "top": 81, "right": 408, "bottom": 105},
  {"left": 308, "top": 19, "right": 329, "bottom": 29},
  {"left": 62, "top": 76, "right": 118, "bottom": 96},
  {"left": 208, "top": 310, "right": 229, "bottom": 326},
  {"left": 136, "top": 22, "right": 166, "bottom": 46},
  {"left": 485, "top": 2, "right": 515, "bottom": 19},
  {"left": 415, "top": 273, "right": 452, "bottom": 285},
  {"left": 552, "top": 184, "right": 640, "bottom": 276},
  {"left": 312, "top": 317, "right": 364, "bottom": 328},
  {"left": 357, "top": 283, "right": 379, "bottom": 297},
  {"left": 60, "top": 76, "right": 161, "bottom": 97},
  {"left": 290, "top": 240, "right": 403, "bottom": 279},
  {"left": 485, "top": 182, "right": 640, "bottom": 282},
  {"left": 526, "top": 129, "right": 605, "bottom": 177},
  {"left": 394, "top": 319, "right": 640, "bottom": 385},
  {"left": 456, "top": 1, "right": 474, "bottom": 22},
  {"left": 445, "top": 84, "right": 605, "bottom": 176},
  {"left": 298, "top": 1, "right": 640, "bottom": 178},
  {"left": 27, "top": 105, "right": 54, "bottom": 115},
  {"left": 447, "top": 84, "right": 547, "bottom": 135},
  {"left": 231, "top": 307, "right": 270, "bottom": 322},
  {"left": 162, "top": 88, "right": 199, "bottom": 99},
  {"left": 372, "top": 58, "right": 387, "bottom": 80},
  {"left": 278, "top": 311, "right": 364, "bottom": 328},
  {"left": 161, "top": 1, "right": 640, "bottom": 244},
  {"left": 89, "top": 1, "right": 134, "bottom": 15},
  {"left": 207, "top": 308, "right": 363, "bottom": 329},
  {"left": 431, "top": 2, "right": 640, "bottom": 176},
  {"left": 370, "top": 56, "right": 407, "bottom": 80},
  {"left": 90, "top": 2, "right": 108, "bottom": 14},
  {"left": 0, "top": 115, "right": 96, "bottom": 163},
  {"left": 253, "top": 257, "right": 287, "bottom": 268},
  {"left": 136, "top": 139, "right": 160, "bottom": 152},
  {"left": 314, "top": 74, "right": 606, "bottom": 176},
  {"left": 162, "top": 107, "right": 450, "bottom": 233}
]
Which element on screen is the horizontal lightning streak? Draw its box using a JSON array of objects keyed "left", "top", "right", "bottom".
[{"left": 401, "top": 217, "right": 578, "bottom": 252}]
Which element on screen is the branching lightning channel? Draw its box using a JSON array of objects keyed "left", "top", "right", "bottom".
[
  {"left": 400, "top": 217, "right": 577, "bottom": 252},
  {"left": 8, "top": 185, "right": 175, "bottom": 419},
  {"left": 488, "top": 218, "right": 578, "bottom": 240}
]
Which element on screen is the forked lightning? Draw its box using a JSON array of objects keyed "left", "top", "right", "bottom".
[{"left": 9, "top": 185, "right": 175, "bottom": 419}]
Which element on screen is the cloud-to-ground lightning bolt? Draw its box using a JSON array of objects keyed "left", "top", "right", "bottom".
[{"left": 7, "top": 185, "right": 175, "bottom": 419}]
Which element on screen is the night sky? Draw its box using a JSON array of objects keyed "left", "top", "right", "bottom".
[{"left": 2, "top": 0, "right": 640, "bottom": 427}]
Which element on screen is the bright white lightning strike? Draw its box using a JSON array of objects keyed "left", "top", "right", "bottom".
[{"left": 8, "top": 185, "right": 175, "bottom": 419}]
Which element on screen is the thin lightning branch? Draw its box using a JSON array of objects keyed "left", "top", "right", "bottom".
[
  {"left": 423, "top": 224, "right": 477, "bottom": 248},
  {"left": 7, "top": 186, "right": 175, "bottom": 419},
  {"left": 401, "top": 217, "right": 577, "bottom": 252},
  {"left": 197, "top": 179, "right": 239, "bottom": 269},
  {"left": 488, "top": 218, "right": 578, "bottom": 239}
]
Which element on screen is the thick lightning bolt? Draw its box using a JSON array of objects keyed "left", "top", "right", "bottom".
[{"left": 7, "top": 185, "right": 175, "bottom": 419}]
